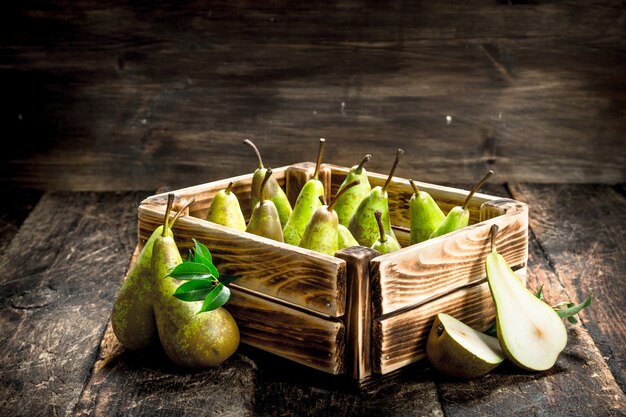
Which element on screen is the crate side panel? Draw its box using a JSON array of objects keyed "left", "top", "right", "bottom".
[
  {"left": 138, "top": 206, "right": 346, "bottom": 317},
  {"left": 371, "top": 207, "right": 527, "bottom": 317},
  {"left": 372, "top": 278, "right": 502, "bottom": 375},
  {"left": 228, "top": 288, "right": 345, "bottom": 375}
]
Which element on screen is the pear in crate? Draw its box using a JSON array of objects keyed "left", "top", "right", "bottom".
[
  {"left": 283, "top": 138, "right": 326, "bottom": 245},
  {"left": 408, "top": 179, "right": 445, "bottom": 244},
  {"left": 486, "top": 224, "right": 567, "bottom": 371},
  {"left": 244, "top": 138, "right": 292, "bottom": 228},
  {"left": 152, "top": 194, "right": 240, "bottom": 368},
  {"left": 111, "top": 196, "right": 193, "bottom": 350},
  {"left": 348, "top": 149, "right": 403, "bottom": 247},
  {"left": 299, "top": 180, "right": 360, "bottom": 256},
  {"left": 334, "top": 154, "right": 372, "bottom": 226},
  {"left": 426, "top": 313, "right": 505, "bottom": 379},
  {"left": 430, "top": 170, "right": 494, "bottom": 239},
  {"left": 246, "top": 168, "right": 284, "bottom": 242},
  {"left": 371, "top": 209, "right": 401, "bottom": 254},
  {"left": 338, "top": 224, "right": 359, "bottom": 250},
  {"left": 206, "top": 182, "right": 246, "bottom": 231}
]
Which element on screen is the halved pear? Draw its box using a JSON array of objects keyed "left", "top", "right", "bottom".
[
  {"left": 426, "top": 313, "right": 505, "bottom": 379},
  {"left": 486, "top": 225, "right": 567, "bottom": 371}
]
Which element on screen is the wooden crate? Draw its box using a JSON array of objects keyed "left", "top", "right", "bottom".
[{"left": 137, "top": 162, "right": 528, "bottom": 383}]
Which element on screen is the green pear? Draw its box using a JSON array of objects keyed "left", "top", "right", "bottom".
[
  {"left": 206, "top": 182, "right": 246, "bottom": 231},
  {"left": 246, "top": 168, "right": 284, "bottom": 242},
  {"left": 283, "top": 138, "right": 326, "bottom": 245},
  {"left": 486, "top": 224, "right": 567, "bottom": 371},
  {"left": 111, "top": 196, "right": 194, "bottom": 350},
  {"left": 334, "top": 154, "right": 372, "bottom": 226},
  {"left": 371, "top": 210, "right": 401, "bottom": 254},
  {"left": 299, "top": 180, "right": 360, "bottom": 256},
  {"left": 348, "top": 149, "right": 403, "bottom": 247},
  {"left": 430, "top": 170, "right": 494, "bottom": 239},
  {"left": 152, "top": 194, "right": 240, "bottom": 368},
  {"left": 111, "top": 226, "right": 161, "bottom": 350},
  {"left": 426, "top": 313, "right": 505, "bottom": 379},
  {"left": 408, "top": 179, "right": 445, "bottom": 244},
  {"left": 244, "top": 138, "right": 292, "bottom": 228},
  {"left": 338, "top": 224, "right": 359, "bottom": 250}
]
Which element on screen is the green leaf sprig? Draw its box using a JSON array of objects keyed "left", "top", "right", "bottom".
[
  {"left": 167, "top": 239, "right": 240, "bottom": 314},
  {"left": 484, "top": 285, "right": 593, "bottom": 337}
]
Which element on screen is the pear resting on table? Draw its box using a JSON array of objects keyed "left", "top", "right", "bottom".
[{"left": 112, "top": 194, "right": 240, "bottom": 368}]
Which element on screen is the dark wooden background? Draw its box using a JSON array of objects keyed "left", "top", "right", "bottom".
[{"left": 1, "top": 1, "right": 625, "bottom": 191}]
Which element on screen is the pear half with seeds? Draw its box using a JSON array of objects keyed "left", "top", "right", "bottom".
[
  {"left": 426, "top": 313, "right": 505, "bottom": 379},
  {"left": 487, "top": 224, "right": 567, "bottom": 371}
]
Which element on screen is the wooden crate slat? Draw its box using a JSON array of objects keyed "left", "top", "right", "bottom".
[
  {"left": 371, "top": 200, "right": 528, "bottom": 317},
  {"left": 228, "top": 288, "right": 345, "bottom": 375},
  {"left": 138, "top": 206, "right": 346, "bottom": 317}
]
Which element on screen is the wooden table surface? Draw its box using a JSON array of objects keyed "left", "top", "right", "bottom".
[{"left": 0, "top": 183, "right": 624, "bottom": 417}]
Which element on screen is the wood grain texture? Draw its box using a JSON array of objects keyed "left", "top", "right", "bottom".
[
  {"left": 371, "top": 198, "right": 528, "bottom": 317},
  {"left": 0, "top": 191, "right": 147, "bottom": 417},
  {"left": 138, "top": 203, "right": 347, "bottom": 317},
  {"left": 436, "top": 225, "right": 626, "bottom": 417},
  {"left": 228, "top": 287, "right": 345, "bottom": 375},
  {"left": 0, "top": 187, "right": 42, "bottom": 257},
  {"left": 372, "top": 279, "right": 498, "bottom": 375},
  {"left": 1, "top": 2, "right": 625, "bottom": 191},
  {"left": 509, "top": 184, "right": 626, "bottom": 391},
  {"left": 336, "top": 246, "right": 380, "bottom": 381}
]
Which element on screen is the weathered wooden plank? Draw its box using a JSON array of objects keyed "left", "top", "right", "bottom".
[
  {"left": 373, "top": 279, "right": 498, "bottom": 375},
  {"left": 0, "top": 187, "right": 41, "bottom": 257},
  {"left": 0, "top": 191, "right": 148, "bottom": 417},
  {"left": 250, "top": 346, "right": 444, "bottom": 417},
  {"left": 1, "top": 3, "right": 624, "bottom": 191},
  {"left": 228, "top": 287, "right": 345, "bottom": 375},
  {"left": 437, "top": 230, "right": 626, "bottom": 417},
  {"left": 509, "top": 184, "right": 626, "bottom": 391}
]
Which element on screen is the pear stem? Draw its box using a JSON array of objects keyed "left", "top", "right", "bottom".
[
  {"left": 382, "top": 149, "right": 404, "bottom": 193},
  {"left": 313, "top": 138, "right": 325, "bottom": 180},
  {"left": 260, "top": 168, "right": 273, "bottom": 205},
  {"left": 163, "top": 193, "right": 175, "bottom": 236},
  {"left": 243, "top": 138, "right": 264, "bottom": 169},
  {"left": 409, "top": 179, "right": 419, "bottom": 195},
  {"left": 462, "top": 170, "right": 494, "bottom": 211},
  {"left": 355, "top": 154, "right": 371, "bottom": 174},
  {"left": 225, "top": 181, "right": 234, "bottom": 195},
  {"left": 490, "top": 224, "right": 499, "bottom": 253},
  {"left": 328, "top": 179, "right": 360, "bottom": 212},
  {"left": 170, "top": 197, "right": 196, "bottom": 229},
  {"left": 319, "top": 195, "right": 327, "bottom": 206},
  {"left": 375, "top": 209, "right": 387, "bottom": 243}
]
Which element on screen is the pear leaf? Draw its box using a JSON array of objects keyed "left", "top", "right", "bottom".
[
  {"left": 535, "top": 284, "right": 544, "bottom": 301},
  {"left": 198, "top": 283, "right": 231, "bottom": 313},
  {"left": 168, "top": 262, "right": 215, "bottom": 281},
  {"left": 173, "top": 279, "right": 214, "bottom": 301},
  {"left": 194, "top": 252, "right": 220, "bottom": 278},
  {"left": 553, "top": 294, "right": 593, "bottom": 323},
  {"left": 219, "top": 274, "right": 240, "bottom": 286},
  {"left": 193, "top": 238, "right": 212, "bottom": 263}
]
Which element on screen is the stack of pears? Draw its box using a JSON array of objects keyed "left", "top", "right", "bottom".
[{"left": 112, "top": 194, "right": 240, "bottom": 368}]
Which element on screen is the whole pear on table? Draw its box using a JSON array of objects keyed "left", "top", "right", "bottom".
[
  {"left": 111, "top": 197, "right": 194, "bottom": 350},
  {"left": 152, "top": 194, "right": 240, "bottom": 368}
]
